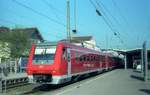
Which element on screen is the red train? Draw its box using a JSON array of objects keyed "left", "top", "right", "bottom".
[{"left": 27, "top": 41, "right": 119, "bottom": 84}]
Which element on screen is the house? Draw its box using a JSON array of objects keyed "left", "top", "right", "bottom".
[
  {"left": 12, "top": 27, "right": 44, "bottom": 44},
  {"left": 0, "top": 26, "right": 10, "bottom": 33},
  {"left": 0, "top": 26, "right": 44, "bottom": 63},
  {"left": 0, "top": 26, "right": 44, "bottom": 44}
]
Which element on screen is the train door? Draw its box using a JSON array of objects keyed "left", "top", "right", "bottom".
[
  {"left": 105, "top": 55, "right": 108, "bottom": 70},
  {"left": 67, "top": 48, "right": 71, "bottom": 78}
]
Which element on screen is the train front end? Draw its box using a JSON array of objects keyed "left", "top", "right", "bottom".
[{"left": 27, "top": 42, "right": 62, "bottom": 84}]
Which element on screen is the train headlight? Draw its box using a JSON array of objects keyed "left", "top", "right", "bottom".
[
  {"left": 27, "top": 70, "right": 32, "bottom": 74},
  {"left": 52, "top": 69, "right": 59, "bottom": 74},
  {"left": 52, "top": 70, "right": 57, "bottom": 73}
]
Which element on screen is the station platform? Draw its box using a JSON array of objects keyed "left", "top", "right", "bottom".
[
  {"left": 2, "top": 73, "right": 27, "bottom": 80},
  {"left": 56, "top": 69, "right": 150, "bottom": 95},
  {"left": 0, "top": 72, "right": 28, "bottom": 93}
]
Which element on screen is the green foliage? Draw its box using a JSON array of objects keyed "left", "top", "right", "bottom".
[
  {"left": 0, "top": 41, "right": 11, "bottom": 59},
  {"left": 0, "top": 32, "right": 11, "bottom": 42},
  {"left": 0, "top": 29, "right": 31, "bottom": 58},
  {"left": 9, "top": 29, "right": 30, "bottom": 58}
]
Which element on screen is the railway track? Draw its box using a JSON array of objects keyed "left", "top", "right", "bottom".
[
  {"left": 0, "top": 69, "right": 113, "bottom": 95},
  {"left": 0, "top": 77, "right": 28, "bottom": 93}
]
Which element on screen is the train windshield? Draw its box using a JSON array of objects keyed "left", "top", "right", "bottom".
[{"left": 33, "top": 45, "right": 56, "bottom": 64}]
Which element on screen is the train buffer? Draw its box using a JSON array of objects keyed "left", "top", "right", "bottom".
[{"left": 0, "top": 73, "right": 28, "bottom": 93}]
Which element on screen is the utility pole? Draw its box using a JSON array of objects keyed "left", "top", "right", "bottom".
[
  {"left": 124, "top": 53, "right": 127, "bottom": 70},
  {"left": 66, "top": 0, "right": 71, "bottom": 42},
  {"left": 143, "top": 41, "right": 148, "bottom": 81},
  {"left": 141, "top": 48, "right": 144, "bottom": 73},
  {"left": 72, "top": 0, "right": 77, "bottom": 34}
]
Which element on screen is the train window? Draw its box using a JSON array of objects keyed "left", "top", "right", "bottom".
[
  {"left": 96, "top": 56, "right": 100, "bottom": 61},
  {"left": 76, "top": 52, "right": 79, "bottom": 62},
  {"left": 80, "top": 55, "right": 84, "bottom": 62},
  {"left": 33, "top": 54, "right": 55, "bottom": 64},
  {"left": 67, "top": 50, "right": 71, "bottom": 62},
  {"left": 62, "top": 48, "right": 67, "bottom": 60},
  {"left": 87, "top": 56, "right": 90, "bottom": 61},
  {"left": 102, "top": 56, "right": 105, "bottom": 62},
  {"left": 76, "top": 57, "right": 79, "bottom": 62},
  {"left": 80, "top": 57, "right": 82, "bottom": 61},
  {"left": 95, "top": 56, "right": 97, "bottom": 61},
  {"left": 93, "top": 56, "right": 95, "bottom": 61},
  {"left": 100, "top": 55, "right": 103, "bottom": 61},
  {"left": 91, "top": 56, "right": 93, "bottom": 61},
  {"left": 83, "top": 56, "right": 86, "bottom": 61},
  {"left": 33, "top": 46, "right": 56, "bottom": 64}
]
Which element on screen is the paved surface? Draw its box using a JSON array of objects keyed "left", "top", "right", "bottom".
[
  {"left": 1, "top": 69, "right": 150, "bottom": 95},
  {"left": 51, "top": 69, "right": 150, "bottom": 95}
]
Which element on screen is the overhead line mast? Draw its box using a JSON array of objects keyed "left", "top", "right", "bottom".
[
  {"left": 72, "top": 0, "right": 77, "bottom": 34},
  {"left": 66, "top": 0, "right": 71, "bottom": 42}
]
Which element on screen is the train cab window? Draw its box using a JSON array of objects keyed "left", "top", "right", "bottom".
[{"left": 33, "top": 45, "right": 56, "bottom": 64}]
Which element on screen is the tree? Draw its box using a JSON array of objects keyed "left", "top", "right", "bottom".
[
  {"left": 0, "top": 32, "right": 11, "bottom": 42},
  {"left": 0, "top": 41, "right": 11, "bottom": 63},
  {"left": 0, "top": 27, "right": 31, "bottom": 60},
  {"left": 9, "top": 29, "right": 30, "bottom": 58}
]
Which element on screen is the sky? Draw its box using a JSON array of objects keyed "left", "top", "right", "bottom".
[{"left": 0, "top": 0, "right": 150, "bottom": 50}]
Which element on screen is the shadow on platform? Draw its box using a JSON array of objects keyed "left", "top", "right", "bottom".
[
  {"left": 139, "top": 89, "right": 150, "bottom": 94},
  {"left": 132, "top": 70, "right": 142, "bottom": 73},
  {"left": 21, "top": 84, "right": 62, "bottom": 95},
  {"left": 130, "top": 75, "right": 144, "bottom": 81}
]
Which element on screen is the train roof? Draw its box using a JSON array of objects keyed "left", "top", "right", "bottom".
[
  {"left": 35, "top": 42, "right": 57, "bottom": 46},
  {"left": 35, "top": 41, "right": 105, "bottom": 55},
  {"left": 34, "top": 41, "right": 122, "bottom": 58}
]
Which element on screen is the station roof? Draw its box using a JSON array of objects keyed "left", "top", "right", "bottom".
[
  {"left": 71, "top": 36, "right": 93, "bottom": 41},
  {"left": 102, "top": 48, "right": 150, "bottom": 55},
  {"left": 126, "top": 48, "right": 150, "bottom": 55}
]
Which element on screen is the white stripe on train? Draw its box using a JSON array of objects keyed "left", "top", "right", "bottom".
[{"left": 28, "top": 66, "right": 115, "bottom": 84}]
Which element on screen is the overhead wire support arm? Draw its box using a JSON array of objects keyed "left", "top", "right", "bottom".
[{"left": 72, "top": 0, "right": 77, "bottom": 34}]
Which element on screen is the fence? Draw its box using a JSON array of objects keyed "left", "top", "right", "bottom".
[{"left": 0, "top": 60, "right": 28, "bottom": 92}]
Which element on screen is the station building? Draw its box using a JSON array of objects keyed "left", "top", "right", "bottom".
[{"left": 126, "top": 49, "right": 150, "bottom": 68}]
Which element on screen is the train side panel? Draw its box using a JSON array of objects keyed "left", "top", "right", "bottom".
[{"left": 27, "top": 42, "right": 119, "bottom": 85}]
